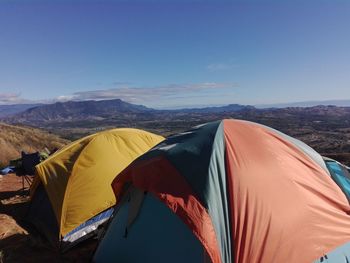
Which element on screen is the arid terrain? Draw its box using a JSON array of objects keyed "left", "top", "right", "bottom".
[{"left": 0, "top": 123, "right": 69, "bottom": 167}]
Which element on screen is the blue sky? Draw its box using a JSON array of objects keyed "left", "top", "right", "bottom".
[{"left": 0, "top": 1, "right": 350, "bottom": 108}]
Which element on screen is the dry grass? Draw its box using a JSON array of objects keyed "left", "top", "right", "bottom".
[{"left": 0, "top": 123, "right": 69, "bottom": 167}]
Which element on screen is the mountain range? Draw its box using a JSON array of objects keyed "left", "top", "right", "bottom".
[
  {"left": 256, "top": 99, "right": 350, "bottom": 108},
  {"left": 1, "top": 98, "right": 350, "bottom": 164},
  {"left": 2, "top": 98, "right": 350, "bottom": 120},
  {"left": 4, "top": 99, "right": 153, "bottom": 123},
  {"left": 2, "top": 99, "right": 255, "bottom": 125},
  {"left": 2, "top": 99, "right": 350, "bottom": 132},
  {"left": 0, "top": 103, "right": 42, "bottom": 118}
]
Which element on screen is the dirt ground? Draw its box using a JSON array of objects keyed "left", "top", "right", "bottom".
[{"left": 0, "top": 174, "right": 97, "bottom": 263}]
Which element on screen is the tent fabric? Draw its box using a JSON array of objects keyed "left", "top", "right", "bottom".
[
  {"left": 314, "top": 241, "right": 350, "bottom": 263},
  {"left": 0, "top": 166, "right": 15, "bottom": 175},
  {"left": 254, "top": 122, "right": 329, "bottom": 173},
  {"left": 26, "top": 184, "right": 60, "bottom": 246},
  {"left": 94, "top": 193, "right": 204, "bottom": 263},
  {"left": 62, "top": 207, "right": 114, "bottom": 245},
  {"left": 113, "top": 156, "right": 221, "bottom": 263},
  {"left": 324, "top": 159, "right": 350, "bottom": 202},
  {"left": 223, "top": 120, "right": 350, "bottom": 262},
  {"left": 30, "top": 128, "right": 164, "bottom": 238},
  {"left": 110, "top": 119, "right": 350, "bottom": 263}
]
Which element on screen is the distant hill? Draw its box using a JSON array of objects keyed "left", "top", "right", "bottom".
[
  {"left": 4, "top": 99, "right": 154, "bottom": 124},
  {"left": 4, "top": 100, "right": 350, "bottom": 130},
  {"left": 0, "top": 123, "right": 69, "bottom": 167},
  {"left": 3, "top": 99, "right": 255, "bottom": 126},
  {"left": 175, "top": 104, "right": 255, "bottom": 113},
  {"left": 256, "top": 99, "right": 350, "bottom": 108},
  {"left": 0, "top": 104, "right": 42, "bottom": 118}
]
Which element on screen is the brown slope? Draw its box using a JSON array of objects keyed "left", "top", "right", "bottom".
[{"left": 0, "top": 123, "right": 69, "bottom": 167}]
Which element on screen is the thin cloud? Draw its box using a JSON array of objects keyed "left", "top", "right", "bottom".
[
  {"left": 111, "top": 81, "right": 131, "bottom": 86},
  {"left": 0, "top": 93, "right": 63, "bottom": 105},
  {"left": 56, "top": 95, "right": 75, "bottom": 102},
  {"left": 0, "top": 93, "right": 29, "bottom": 104},
  {"left": 207, "top": 63, "right": 239, "bottom": 72},
  {"left": 65, "top": 82, "right": 238, "bottom": 106},
  {"left": 0, "top": 82, "right": 239, "bottom": 108}
]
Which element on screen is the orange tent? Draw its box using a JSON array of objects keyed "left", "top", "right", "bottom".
[{"left": 95, "top": 120, "right": 350, "bottom": 263}]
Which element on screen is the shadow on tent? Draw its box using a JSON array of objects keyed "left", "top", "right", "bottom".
[{"left": 25, "top": 183, "right": 113, "bottom": 252}]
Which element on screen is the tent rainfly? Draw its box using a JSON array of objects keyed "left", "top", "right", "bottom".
[
  {"left": 94, "top": 119, "right": 350, "bottom": 263},
  {"left": 27, "top": 128, "right": 164, "bottom": 250}
]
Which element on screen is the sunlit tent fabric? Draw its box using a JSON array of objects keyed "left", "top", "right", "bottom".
[
  {"left": 94, "top": 119, "right": 350, "bottom": 263},
  {"left": 27, "top": 128, "right": 164, "bottom": 249},
  {"left": 323, "top": 156, "right": 350, "bottom": 202}
]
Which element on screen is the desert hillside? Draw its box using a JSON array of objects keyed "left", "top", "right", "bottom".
[{"left": 0, "top": 123, "right": 69, "bottom": 167}]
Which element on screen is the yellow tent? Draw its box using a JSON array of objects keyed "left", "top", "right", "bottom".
[{"left": 29, "top": 128, "right": 164, "bottom": 244}]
